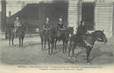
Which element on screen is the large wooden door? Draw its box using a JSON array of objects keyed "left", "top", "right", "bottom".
[{"left": 82, "top": 2, "right": 95, "bottom": 30}]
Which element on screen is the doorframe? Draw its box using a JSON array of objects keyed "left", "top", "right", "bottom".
[{"left": 81, "top": 2, "right": 95, "bottom": 30}]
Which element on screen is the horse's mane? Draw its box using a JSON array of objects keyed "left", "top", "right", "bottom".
[
  {"left": 91, "top": 30, "right": 104, "bottom": 38},
  {"left": 92, "top": 30, "right": 103, "bottom": 34}
]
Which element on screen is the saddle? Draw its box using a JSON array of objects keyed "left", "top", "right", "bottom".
[
  {"left": 80, "top": 33, "right": 93, "bottom": 47},
  {"left": 57, "top": 28, "right": 67, "bottom": 37}
]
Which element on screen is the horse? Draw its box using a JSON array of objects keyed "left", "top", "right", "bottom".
[
  {"left": 8, "top": 25, "right": 26, "bottom": 47},
  {"left": 17, "top": 25, "right": 26, "bottom": 47},
  {"left": 39, "top": 28, "right": 49, "bottom": 49},
  {"left": 68, "top": 30, "right": 107, "bottom": 63},
  {"left": 7, "top": 25, "right": 15, "bottom": 46},
  {"left": 47, "top": 26, "right": 57, "bottom": 55},
  {"left": 55, "top": 27, "right": 74, "bottom": 53}
]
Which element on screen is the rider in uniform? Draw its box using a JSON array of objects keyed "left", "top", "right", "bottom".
[
  {"left": 43, "top": 17, "right": 50, "bottom": 30},
  {"left": 14, "top": 17, "right": 22, "bottom": 37},
  {"left": 56, "top": 17, "right": 65, "bottom": 37},
  {"left": 76, "top": 21, "right": 88, "bottom": 43},
  {"left": 57, "top": 17, "right": 64, "bottom": 30},
  {"left": 14, "top": 17, "right": 22, "bottom": 31},
  {"left": 77, "top": 21, "right": 88, "bottom": 36}
]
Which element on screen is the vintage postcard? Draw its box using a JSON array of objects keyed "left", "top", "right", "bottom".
[{"left": 0, "top": 0, "right": 114, "bottom": 73}]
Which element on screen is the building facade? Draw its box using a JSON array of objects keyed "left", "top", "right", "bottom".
[
  {"left": 5, "top": 0, "right": 114, "bottom": 38},
  {"left": 68, "top": 0, "right": 114, "bottom": 38},
  {"left": 0, "top": 12, "right": 1, "bottom": 33},
  {"left": 7, "top": 1, "right": 68, "bottom": 33},
  {"left": 1, "top": 0, "right": 6, "bottom": 32}
]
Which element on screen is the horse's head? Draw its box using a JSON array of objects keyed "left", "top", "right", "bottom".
[{"left": 93, "top": 30, "right": 107, "bottom": 43}]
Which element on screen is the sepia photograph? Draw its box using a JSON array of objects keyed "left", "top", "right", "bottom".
[{"left": 0, "top": 0, "right": 114, "bottom": 73}]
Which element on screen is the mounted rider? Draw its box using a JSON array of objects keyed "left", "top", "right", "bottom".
[
  {"left": 14, "top": 16, "right": 22, "bottom": 33},
  {"left": 77, "top": 21, "right": 88, "bottom": 36},
  {"left": 43, "top": 17, "right": 50, "bottom": 30},
  {"left": 76, "top": 20, "right": 88, "bottom": 42},
  {"left": 56, "top": 17, "right": 66, "bottom": 37},
  {"left": 57, "top": 17, "right": 65, "bottom": 30}
]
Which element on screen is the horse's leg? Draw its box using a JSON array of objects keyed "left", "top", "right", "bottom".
[
  {"left": 12, "top": 33, "right": 15, "bottom": 46},
  {"left": 54, "top": 39, "right": 57, "bottom": 50},
  {"left": 20, "top": 38, "right": 22, "bottom": 47},
  {"left": 71, "top": 43, "right": 76, "bottom": 57},
  {"left": 12, "top": 37, "right": 14, "bottom": 46},
  {"left": 21, "top": 37, "right": 24, "bottom": 47},
  {"left": 40, "top": 36, "right": 43, "bottom": 49},
  {"left": 49, "top": 39, "right": 54, "bottom": 55},
  {"left": 9, "top": 37, "right": 11, "bottom": 46},
  {"left": 47, "top": 39, "right": 50, "bottom": 49},
  {"left": 19, "top": 37, "right": 21, "bottom": 47},
  {"left": 68, "top": 41, "right": 72, "bottom": 56},
  {"left": 68, "top": 40, "right": 75, "bottom": 57},
  {"left": 50, "top": 43, "right": 53, "bottom": 55},
  {"left": 48, "top": 40, "right": 51, "bottom": 55},
  {"left": 64, "top": 40, "right": 68, "bottom": 53},
  {"left": 62, "top": 40, "right": 67, "bottom": 54},
  {"left": 51, "top": 41, "right": 54, "bottom": 55},
  {"left": 86, "top": 46, "right": 92, "bottom": 63},
  {"left": 63, "top": 41, "right": 65, "bottom": 53},
  {"left": 42, "top": 37, "right": 45, "bottom": 49},
  {"left": 64, "top": 44, "right": 67, "bottom": 54},
  {"left": 21, "top": 38, "right": 23, "bottom": 47},
  {"left": 41, "top": 37, "right": 43, "bottom": 49},
  {"left": 54, "top": 39, "right": 56, "bottom": 50},
  {"left": 44, "top": 39, "right": 46, "bottom": 49},
  {"left": 12, "top": 34, "right": 15, "bottom": 46}
]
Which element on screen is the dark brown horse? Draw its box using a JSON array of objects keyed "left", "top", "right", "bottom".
[
  {"left": 7, "top": 25, "right": 15, "bottom": 46},
  {"left": 47, "top": 26, "right": 57, "bottom": 55},
  {"left": 17, "top": 26, "right": 26, "bottom": 47},
  {"left": 39, "top": 25, "right": 73, "bottom": 55},
  {"left": 39, "top": 28, "right": 49, "bottom": 49},
  {"left": 8, "top": 25, "right": 26, "bottom": 47},
  {"left": 55, "top": 27, "right": 74, "bottom": 53},
  {"left": 68, "top": 30, "right": 107, "bottom": 63}
]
